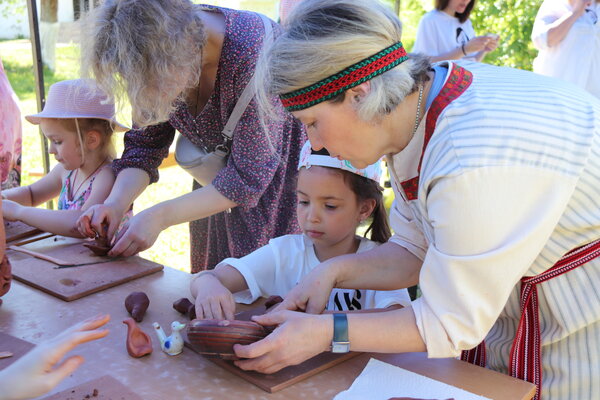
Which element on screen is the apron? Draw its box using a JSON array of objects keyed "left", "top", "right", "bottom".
[{"left": 397, "top": 63, "right": 600, "bottom": 400}]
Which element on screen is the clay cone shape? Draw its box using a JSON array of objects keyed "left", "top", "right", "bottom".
[
  {"left": 123, "top": 318, "right": 153, "bottom": 358},
  {"left": 125, "top": 292, "right": 150, "bottom": 322}
]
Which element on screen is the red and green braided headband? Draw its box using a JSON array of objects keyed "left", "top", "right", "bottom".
[{"left": 280, "top": 42, "right": 408, "bottom": 112}]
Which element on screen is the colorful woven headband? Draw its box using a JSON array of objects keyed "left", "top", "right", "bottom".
[
  {"left": 298, "top": 141, "right": 382, "bottom": 183},
  {"left": 280, "top": 42, "right": 408, "bottom": 112}
]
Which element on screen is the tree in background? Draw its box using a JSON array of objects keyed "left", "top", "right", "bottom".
[{"left": 384, "top": 0, "right": 540, "bottom": 71}]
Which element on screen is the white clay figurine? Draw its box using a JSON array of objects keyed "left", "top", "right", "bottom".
[{"left": 153, "top": 321, "right": 186, "bottom": 356}]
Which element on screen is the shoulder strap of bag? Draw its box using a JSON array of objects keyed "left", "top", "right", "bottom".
[{"left": 219, "top": 14, "right": 273, "bottom": 150}]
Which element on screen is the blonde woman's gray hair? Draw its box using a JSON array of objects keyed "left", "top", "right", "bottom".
[
  {"left": 80, "top": 0, "right": 206, "bottom": 127},
  {"left": 255, "top": 0, "right": 430, "bottom": 123}
]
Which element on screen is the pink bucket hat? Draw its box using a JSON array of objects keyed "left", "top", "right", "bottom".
[{"left": 25, "top": 79, "right": 129, "bottom": 132}]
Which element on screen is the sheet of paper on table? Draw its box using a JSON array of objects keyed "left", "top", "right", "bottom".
[{"left": 335, "top": 358, "right": 491, "bottom": 400}]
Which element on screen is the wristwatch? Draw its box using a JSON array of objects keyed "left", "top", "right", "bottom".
[{"left": 331, "top": 313, "right": 350, "bottom": 353}]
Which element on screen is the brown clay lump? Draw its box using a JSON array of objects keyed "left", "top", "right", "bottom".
[
  {"left": 83, "top": 235, "right": 112, "bottom": 256},
  {"left": 172, "top": 297, "right": 196, "bottom": 320},
  {"left": 125, "top": 292, "right": 150, "bottom": 322}
]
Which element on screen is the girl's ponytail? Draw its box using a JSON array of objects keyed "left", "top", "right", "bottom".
[{"left": 342, "top": 171, "right": 391, "bottom": 244}]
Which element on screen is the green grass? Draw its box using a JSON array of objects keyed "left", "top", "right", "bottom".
[{"left": 0, "top": 39, "right": 191, "bottom": 272}]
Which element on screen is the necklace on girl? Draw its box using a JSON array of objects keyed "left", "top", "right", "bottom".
[{"left": 68, "top": 158, "right": 108, "bottom": 201}]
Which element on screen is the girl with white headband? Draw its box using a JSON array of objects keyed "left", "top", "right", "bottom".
[
  {"left": 1, "top": 79, "right": 128, "bottom": 237},
  {"left": 230, "top": 1, "right": 600, "bottom": 399},
  {"left": 190, "top": 141, "right": 411, "bottom": 320}
]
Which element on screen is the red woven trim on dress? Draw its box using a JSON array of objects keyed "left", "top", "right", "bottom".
[
  {"left": 400, "top": 64, "right": 473, "bottom": 200},
  {"left": 280, "top": 43, "right": 408, "bottom": 111},
  {"left": 462, "top": 238, "right": 600, "bottom": 400}
]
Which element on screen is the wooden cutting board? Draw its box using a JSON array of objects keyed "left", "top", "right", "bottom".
[
  {"left": 3, "top": 220, "right": 42, "bottom": 243},
  {"left": 40, "top": 375, "right": 143, "bottom": 400},
  {"left": 0, "top": 332, "right": 35, "bottom": 371},
  {"left": 207, "top": 351, "right": 360, "bottom": 393},
  {"left": 7, "top": 236, "right": 163, "bottom": 302},
  {"left": 185, "top": 305, "right": 361, "bottom": 393}
]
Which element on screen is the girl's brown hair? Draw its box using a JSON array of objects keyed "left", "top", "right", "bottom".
[
  {"left": 339, "top": 169, "right": 391, "bottom": 244},
  {"left": 435, "top": 0, "right": 475, "bottom": 23}
]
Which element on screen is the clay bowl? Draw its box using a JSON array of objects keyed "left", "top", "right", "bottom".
[{"left": 187, "top": 319, "right": 268, "bottom": 360}]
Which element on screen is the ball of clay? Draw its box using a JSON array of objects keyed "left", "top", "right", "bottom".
[
  {"left": 124, "top": 292, "right": 150, "bottom": 322},
  {"left": 187, "top": 319, "right": 268, "bottom": 360},
  {"left": 172, "top": 298, "right": 196, "bottom": 320}
]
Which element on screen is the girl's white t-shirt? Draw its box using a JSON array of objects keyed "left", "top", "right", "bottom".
[
  {"left": 217, "top": 234, "right": 412, "bottom": 311},
  {"left": 531, "top": 0, "right": 600, "bottom": 98},
  {"left": 412, "top": 10, "right": 478, "bottom": 60}
]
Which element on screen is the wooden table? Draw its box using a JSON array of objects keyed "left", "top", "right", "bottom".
[{"left": 0, "top": 267, "right": 535, "bottom": 400}]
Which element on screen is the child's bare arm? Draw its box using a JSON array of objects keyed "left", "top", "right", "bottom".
[
  {"left": 3, "top": 167, "right": 116, "bottom": 237},
  {"left": 3, "top": 202, "right": 85, "bottom": 237},
  {"left": 2, "top": 165, "right": 64, "bottom": 206}
]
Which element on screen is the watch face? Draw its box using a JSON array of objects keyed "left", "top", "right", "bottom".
[{"left": 331, "top": 342, "right": 350, "bottom": 353}]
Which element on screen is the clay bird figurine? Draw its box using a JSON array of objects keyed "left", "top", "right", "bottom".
[
  {"left": 123, "top": 318, "right": 153, "bottom": 358},
  {"left": 153, "top": 321, "right": 186, "bottom": 356}
]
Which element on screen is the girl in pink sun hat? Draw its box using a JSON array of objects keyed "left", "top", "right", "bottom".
[{"left": 1, "top": 79, "right": 129, "bottom": 237}]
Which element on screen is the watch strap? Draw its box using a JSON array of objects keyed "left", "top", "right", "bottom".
[{"left": 331, "top": 313, "right": 350, "bottom": 353}]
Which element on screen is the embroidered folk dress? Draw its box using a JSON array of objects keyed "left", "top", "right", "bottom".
[
  {"left": 0, "top": 56, "right": 22, "bottom": 190},
  {"left": 112, "top": 6, "right": 305, "bottom": 273},
  {"left": 387, "top": 61, "right": 600, "bottom": 399}
]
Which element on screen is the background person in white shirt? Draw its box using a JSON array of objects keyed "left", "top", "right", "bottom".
[
  {"left": 532, "top": 0, "right": 600, "bottom": 97},
  {"left": 190, "top": 141, "right": 411, "bottom": 320},
  {"left": 412, "top": 0, "right": 499, "bottom": 62},
  {"left": 230, "top": 2, "right": 600, "bottom": 399}
]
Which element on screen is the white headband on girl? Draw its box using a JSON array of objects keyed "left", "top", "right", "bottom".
[{"left": 297, "top": 141, "right": 382, "bottom": 183}]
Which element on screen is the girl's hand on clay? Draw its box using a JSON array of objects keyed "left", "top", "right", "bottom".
[
  {"left": 193, "top": 274, "right": 236, "bottom": 321},
  {"left": 0, "top": 314, "right": 110, "bottom": 400},
  {"left": 76, "top": 203, "right": 124, "bottom": 240}
]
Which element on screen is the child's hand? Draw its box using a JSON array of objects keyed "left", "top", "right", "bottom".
[
  {"left": 0, "top": 199, "right": 23, "bottom": 222},
  {"left": 0, "top": 314, "right": 110, "bottom": 400},
  {"left": 193, "top": 273, "right": 236, "bottom": 320},
  {"left": 77, "top": 204, "right": 124, "bottom": 240}
]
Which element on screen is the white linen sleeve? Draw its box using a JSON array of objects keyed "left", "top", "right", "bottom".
[
  {"left": 411, "top": 166, "right": 577, "bottom": 358},
  {"left": 388, "top": 198, "right": 428, "bottom": 261},
  {"left": 216, "top": 243, "right": 280, "bottom": 305}
]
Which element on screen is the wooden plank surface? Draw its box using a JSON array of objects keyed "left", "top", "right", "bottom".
[
  {"left": 184, "top": 304, "right": 362, "bottom": 393},
  {"left": 207, "top": 352, "right": 361, "bottom": 393},
  {"left": 3, "top": 220, "right": 41, "bottom": 243},
  {"left": 7, "top": 236, "right": 164, "bottom": 301},
  {"left": 0, "top": 332, "right": 35, "bottom": 371}
]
